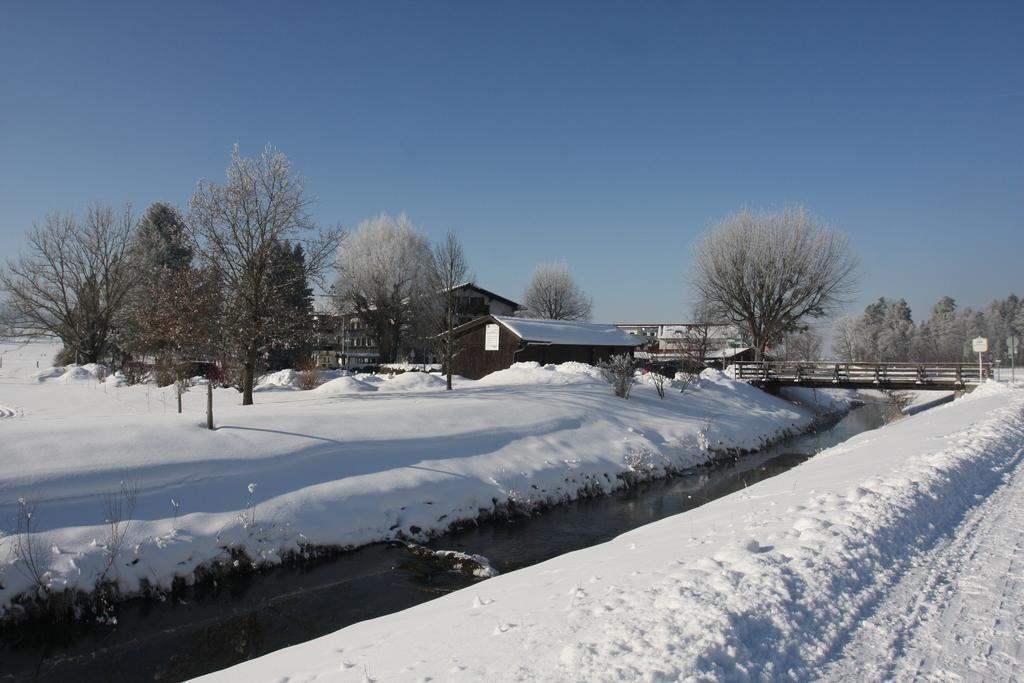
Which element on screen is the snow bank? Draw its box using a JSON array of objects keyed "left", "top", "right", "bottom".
[
  {"left": 255, "top": 368, "right": 300, "bottom": 391},
  {"left": 33, "top": 363, "right": 109, "bottom": 384},
  {"left": 380, "top": 363, "right": 441, "bottom": 372},
  {"left": 196, "top": 383, "right": 1024, "bottom": 683},
  {"left": 0, "top": 339, "right": 817, "bottom": 618},
  {"left": 477, "top": 361, "right": 605, "bottom": 386},
  {"left": 313, "top": 375, "right": 376, "bottom": 394},
  {"left": 376, "top": 371, "right": 447, "bottom": 392}
]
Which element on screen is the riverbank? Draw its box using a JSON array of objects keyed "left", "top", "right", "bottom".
[
  {"left": 0, "top": 339, "right": 853, "bottom": 621},
  {"left": 0, "top": 402, "right": 898, "bottom": 682},
  {"left": 197, "top": 381, "right": 1024, "bottom": 682}
]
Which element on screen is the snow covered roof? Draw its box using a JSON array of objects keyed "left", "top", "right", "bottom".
[
  {"left": 448, "top": 282, "right": 521, "bottom": 309},
  {"left": 704, "top": 346, "right": 752, "bottom": 359},
  {"left": 493, "top": 316, "right": 643, "bottom": 347}
]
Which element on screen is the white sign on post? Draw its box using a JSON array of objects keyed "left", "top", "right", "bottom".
[
  {"left": 484, "top": 324, "right": 500, "bottom": 351},
  {"left": 973, "top": 337, "right": 988, "bottom": 383}
]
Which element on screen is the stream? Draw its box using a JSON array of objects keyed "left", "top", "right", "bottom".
[{"left": 0, "top": 399, "right": 901, "bottom": 682}]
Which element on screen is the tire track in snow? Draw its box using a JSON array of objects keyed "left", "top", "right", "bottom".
[
  {"left": 0, "top": 404, "right": 23, "bottom": 420},
  {"left": 821, "top": 444, "right": 1024, "bottom": 681}
]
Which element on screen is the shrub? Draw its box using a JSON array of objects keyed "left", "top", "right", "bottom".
[
  {"left": 648, "top": 369, "right": 669, "bottom": 399},
  {"left": 296, "top": 355, "right": 319, "bottom": 390},
  {"left": 598, "top": 354, "right": 636, "bottom": 399}
]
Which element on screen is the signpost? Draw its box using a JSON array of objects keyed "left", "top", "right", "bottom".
[
  {"left": 972, "top": 337, "right": 988, "bottom": 382},
  {"left": 1008, "top": 336, "right": 1019, "bottom": 382}
]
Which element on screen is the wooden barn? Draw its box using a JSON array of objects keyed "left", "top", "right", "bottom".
[{"left": 450, "top": 315, "right": 643, "bottom": 380}]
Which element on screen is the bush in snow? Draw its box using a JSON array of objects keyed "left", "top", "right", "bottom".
[
  {"left": 674, "top": 370, "right": 699, "bottom": 395},
  {"left": 296, "top": 355, "right": 319, "bottom": 390},
  {"left": 598, "top": 354, "right": 635, "bottom": 399},
  {"left": 12, "top": 498, "right": 51, "bottom": 594},
  {"left": 244, "top": 483, "right": 258, "bottom": 529},
  {"left": 99, "top": 479, "right": 138, "bottom": 583},
  {"left": 648, "top": 369, "right": 669, "bottom": 399}
]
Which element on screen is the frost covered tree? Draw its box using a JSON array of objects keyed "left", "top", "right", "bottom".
[
  {"left": 691, "top": 206, "right": 858, "bottom": 360},
  {"left": 836, "top": 293, "right": 1021, "bottom": 364},
  {"left": 831, "top": 316, "right": 859, "bottom": 362},
  {"left": 431, "top": 231, "right": 470, "bottom": 390},
  {"left": 521, "top": 261, "right": 592, "bottom": 321},
  {"left": 878, "top": 299, "right": 914, "bottom": 362},
  {"left": 132, "top": 202, "right": 192, "bottom": 272},
  {"left": 855, "top": 298, "right": 889, "bottom": 361},
  {"left": 777, "top": 329, "right": 823, "bottom": 361},
  {"left": 848, "top": 298, "right": 913, "bottom": 362},
  {"left": 334, "top": 213, "right": 434, "bottom": 364},
  {"left": 927, "top": 296, "right": 962, "bottom": 361},
  {"left": 0, "top": 204, "right": 136, "bottom": 364},
  {"left": 120, "top": 203, "right": 197, "bottom": 366},
  {"left": 187, "top": 145, "right": 339, "bottom": 405}
]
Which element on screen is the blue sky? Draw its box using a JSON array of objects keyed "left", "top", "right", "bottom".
[{"left": 1, "top": 1, "right": 1021, "bottom": 325}]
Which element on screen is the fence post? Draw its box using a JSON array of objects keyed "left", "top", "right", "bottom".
[{"left": 206, "top": 380, "right": 214, "bottom": 430}]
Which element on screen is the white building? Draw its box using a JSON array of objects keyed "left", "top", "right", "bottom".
[{"left": 616, "top": 322, "right": 743, "bottom": 363}]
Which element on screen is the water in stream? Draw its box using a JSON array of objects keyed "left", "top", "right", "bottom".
[{"left": 0, "top": 400, "right": 900, "bottom": 682}]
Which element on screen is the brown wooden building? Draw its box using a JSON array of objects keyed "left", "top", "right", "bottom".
[{"left": 450, "top": 315, "right": 643, "bottom": 379}]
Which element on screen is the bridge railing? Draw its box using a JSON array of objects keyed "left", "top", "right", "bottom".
[{"left": 732, "top": 361, "right": 991, "bottom": 387}]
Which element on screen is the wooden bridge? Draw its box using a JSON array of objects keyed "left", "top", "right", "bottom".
[{"left": 733, "top": 361, "right": 991, "bottom": 391}]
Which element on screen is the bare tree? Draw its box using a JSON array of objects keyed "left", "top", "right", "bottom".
[
  {"left": 187, "top": 145, "right": 340, "bottom": 405},
  {"left": 0, "top": 205, "right": 136, "bottom": 363},
  {"left": 691, "top": 206, "right": 858, "bottom": 360},
  {"left": 522, "top": 261, "right": 592, "bottom": 321},
  {"left": 334, "top": 213, "right": 434, "bottom": 364},
  {"left": 778, "top": 329, "right": 824, "bottom": 361},
  {"left": 831, "top": 315, "right": 859, "bottom": 361},
  {"left": 666, "top": 303, "right": 721, "bottom": 371},
  {"left": 431, "top": 231, "right": 470, "bottom": 390}
]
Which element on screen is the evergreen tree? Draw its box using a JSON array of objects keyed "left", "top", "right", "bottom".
[
  {"left": 928, "top": 296, "right": 961, "bottom": 361},
  {"left": 265, "top": 240, "right": 314, "bottom": 370},
  {"left": 120, "top": 202, "right": 198, "bottom": 367},
  {"left": 133, "top": 202, "right": 192, "bottom": 272},
  {"left": 878, "top": 299, "right": 913, "bottom": 361}
]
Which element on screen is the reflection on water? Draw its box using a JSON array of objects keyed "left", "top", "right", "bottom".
[{"left": 0, "top": 401, "right": 900, "bottom": 682}]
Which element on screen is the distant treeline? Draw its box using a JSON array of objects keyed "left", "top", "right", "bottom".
[{"left": 833, "top": 295, "right": 1021, "bottom": 363}]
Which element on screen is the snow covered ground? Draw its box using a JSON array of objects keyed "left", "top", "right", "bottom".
[
  {"left": 195, "top": 381, "right": 1024, "bottom": 682},
  {"left": 0, "top": 339, "right": 835, "bottom": 615}
]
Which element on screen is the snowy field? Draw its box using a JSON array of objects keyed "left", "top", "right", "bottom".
[
  {"left": 197, "top": 380, "right": 1024, "bottom": 682},
  {"left": 0, "top": 339, "right": 831, "bottom": 615}
]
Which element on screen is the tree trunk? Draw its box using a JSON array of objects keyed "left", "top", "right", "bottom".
[
  {"left": 445, "top": 332, "right": 453, "bottom": 390},
  {"left": 177, "top": 389, "right": 182, "bottom": 414},
  {"left": 242, "top": 344, "right": 257, "bottom": 405},
  {"left": 445, "top": 306, "right": 453, "bottom": 390}
]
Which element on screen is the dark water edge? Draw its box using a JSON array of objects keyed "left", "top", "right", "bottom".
[{"left": 0, "top": 400, "right": 901, "bottom": 682}]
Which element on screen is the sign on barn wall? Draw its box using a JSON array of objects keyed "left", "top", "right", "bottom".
[{"left": 485, "top": 324, "right": 500, "bottom": 351}]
